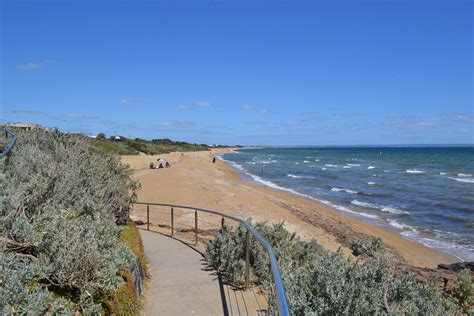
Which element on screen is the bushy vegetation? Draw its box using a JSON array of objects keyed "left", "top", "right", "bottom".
[
  {"left": 92, "top": 136, "right": 210, "bottom": 155},
  {"left": 205, "top": 221, "right": 473, "bottom": 315},
  {"left": 0, "top": 129, "right": 140, "bottom": 314},
  {"left": 349, "top": 236, "right": 386, "bottom": 258}
]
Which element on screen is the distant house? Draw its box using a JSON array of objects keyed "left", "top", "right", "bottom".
[
  {"left": 110, "top": 135, "right": 125, "bottom": 141},
  {"left": 6, "top": 123, "right": 43, "bottom": 131}
]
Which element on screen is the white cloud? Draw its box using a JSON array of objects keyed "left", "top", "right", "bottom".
[
  {"left": 193, "top": 101, "right": 211, "bottom": 108},
  {"left": 241, "top": 104, "right": 255, "bottom": 111},
  {"left": 57, "top": 113, "right": 99, "bottom": 121},
  {"left": 152, "top": 120, "right": 196, "bottom": 129},
  {"left": 10, "top": 109, "right": 47, "bottom": 116},
  {"left": 173, "top": 120, "right": 195, "bottom": 127},
  {"left": 173, "top": 105, "right": 189, "bottom": 111},
  {"left": 391, "top": 116, "right": 441, "bottom": 131},
  {"left": 453, "top": 114, "right": 474, "bottom": 124},
  {"left": 119, "top": 98, "right": 142, "bottom": 105},
  {"left": 414, "top": 118, "right": 440, "bottom": 128},
  {"left": 172, "top": 101, "right": 212, "bottom": 111},
  {"left": 241, "top": 104, "right": 269, "bottom": 114},
  {"left": 17, "top": 60, "right": 59, "bottom": 71}
]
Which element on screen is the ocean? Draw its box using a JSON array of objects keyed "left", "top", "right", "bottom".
[{"left": 221, "top": 147, "right": 474, "bottom": 261}]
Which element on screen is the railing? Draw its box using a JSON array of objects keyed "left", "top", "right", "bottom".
[
  {"left": 0, "top": 128, "right": 17, "bottom": 159},
  {"left": 134, "top": 202, "right": 290, "bottom": 316}
]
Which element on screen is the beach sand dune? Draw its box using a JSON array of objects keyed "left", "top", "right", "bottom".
[{"left": 122, "top": 149, "right": 456, "bottom": 268}]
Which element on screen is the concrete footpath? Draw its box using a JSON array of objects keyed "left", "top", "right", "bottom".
[{"left": 140, "top": 230, "right": 267, "bottom": 316}]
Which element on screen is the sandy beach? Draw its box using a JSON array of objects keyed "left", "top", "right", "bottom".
[{"left": 122, "top": 149, "right": 457, "bottom": 268}]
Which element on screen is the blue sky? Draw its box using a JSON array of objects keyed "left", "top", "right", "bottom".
[{"left": 1, "top": 0, "right": 472, "bottom": 145}]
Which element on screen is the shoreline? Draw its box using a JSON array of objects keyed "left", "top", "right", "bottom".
[
  {"left": 122, "top": 148, "right": 458, "bottom": 268},
  {"left": 218, "top": 150, "right": 466, "bottom": 262}
]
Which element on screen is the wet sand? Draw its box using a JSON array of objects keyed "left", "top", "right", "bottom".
[{"left": 122, "top": 149, "right": 457, "bottom": 268}]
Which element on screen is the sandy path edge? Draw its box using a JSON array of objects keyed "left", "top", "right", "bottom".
[{"left": 122, "top": 148, "right": 457, "bottom": 268}]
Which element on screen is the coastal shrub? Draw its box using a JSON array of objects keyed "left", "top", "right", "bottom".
[
  {"left": 350, "top": 236, "right": 385, "bottom": 258},
  {"left": 452, "top": 269, "right": 474, "bottom": 314},
  {"left": 1, "top": 129, "right": 139, "bottom": 224},
  {"left": 205, "top": 221, "right": 463, "bottom": 315},
  {"left": 0, "top": 129, "right": 139, "bottom": 313}
]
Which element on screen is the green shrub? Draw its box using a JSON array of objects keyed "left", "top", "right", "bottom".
[
  {"left": 0, "top": 129, "right": 139, "bottom": 313},
  {"left": 205, "top": 221, "right": 462, "bottom": 315},
  {"left": 350, "top": 236, "right": 385, "bottom": 258},
  {"left": 452, "top": 269, "right": 473, "bottom": 314}
]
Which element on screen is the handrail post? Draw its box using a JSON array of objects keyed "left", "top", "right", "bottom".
[
  {"left": 221, "top": 217, "right": 225, "bottom": 229},
  {"left": 147, "top": 204, "right": 150, "bottom": 231},
  {"left": 245, "top": 229, "right": 250, "bottom": 291},
  {"left": 194, "top": 210, "right": 198, "bottom": 245},
  {"left": 171, "top": 207, "right": 174, "bottom": 236}
]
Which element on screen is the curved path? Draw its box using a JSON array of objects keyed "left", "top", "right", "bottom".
[{"left": 140, "top": 230, "right": 266, "bottom": 315}]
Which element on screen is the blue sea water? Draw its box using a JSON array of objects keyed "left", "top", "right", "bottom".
[{"left": 222, "top": 147, "right": 474, "bottom": 261}]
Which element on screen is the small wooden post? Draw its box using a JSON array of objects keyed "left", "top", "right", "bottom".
[
  {"left": 171, "top": 207, "right": 174, "bottom": 236},
  {"left": 195, "top": 210, "right": 198, "bottom": 245},
  {"left": 221, "top": 217, "right": 225, "bottom": 229},
  {"left": 245, "top": 229, "right": 250, "bottom": 290},
  {"left": 147, "top": 204, "right": 150, "bottom": 231}
]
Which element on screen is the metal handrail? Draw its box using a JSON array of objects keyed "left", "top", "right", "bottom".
[
  {"left": 0, "top": 128, "right": 16, "bottom": 159},
  {"left": 134, "top": 201, "right": 290, "bottom": 316}
]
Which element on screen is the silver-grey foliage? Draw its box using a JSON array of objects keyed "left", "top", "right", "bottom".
[
  {"left": 0, "top": 130, "right": 139, "bottom": 314},
  {"left": 205, "top": 221, "right": 465, "bottom": 315}
]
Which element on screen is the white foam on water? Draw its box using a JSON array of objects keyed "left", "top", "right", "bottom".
[
  {"left": 388, "top": 219, "right": 415, "bottom": 230},
  {"left": 400, "top": 231, "right": 471, "bottom": 261},
  {"left": 303, "top": 160, "right": 310, "bottom": 163},
  {"left": 367, "top": 166, "right": 375, "bottom": 169},
  {"left": 439, "top": 172, "right": 447, "bottom": 175},
  {"left": 287, "top": 174, "right": 302, "bottom": 179},
  {"left": 319, "top": 200, "right": 378, "bottom": 219},
  {"left": 406, "top": 169, "right": 425, "bottom": 174},
  {"left": 315, "top": 159, "right": 320, "bottom": 162},
  {"left": 295, "top": 162, "right": 300, "bottom": 165},
  {"left": 287, "top": 174, "right": 315, "bottom": 179},
  {"left": 449, "top": 177, "right": 474, "bottom": 183},
  {"left": 381, "top": 206, "right": 410, "bottom": 215},
  {"left": 321, "top": 167, "right": 327, "bottom": 170},
  {"left": 458, "top": 173, "right": 472, "bottom": 177},
  {"left": 351, "top": 200, "right": 409, "bottom": 215},
  {"left": 368, "top": 181, "right": 375, "bottom": 185},
  {"left": 222, "top": 154, "right": 474, "bottom": 260},
  {"left": 343, "top": 166, "right": 351, "bottom": 169},
  {"left": 223, "top": 159, "right": 245, "bottom": 172},
  {"left": 325, "top": 164, "right": 338, "bottom": 167},
  {"left": 347, "top": 164, "right": 360, "bottom": 167},
  {"left": 351, "top": 200, "right": 379, "bottom": 209},
  {"left": 222, "top": 157, "right": 379, "bottom": 220},
  {"left": 331, "top": 187, "right": 358, "bottom": 194}
]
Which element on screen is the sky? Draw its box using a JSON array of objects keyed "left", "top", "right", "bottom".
[{"left": 1, "top": 0, "right": 472, "bottom": 146}]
